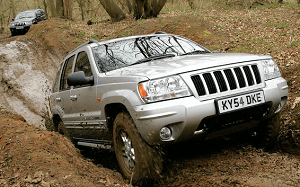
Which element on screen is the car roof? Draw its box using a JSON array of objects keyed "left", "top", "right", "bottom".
[{"left": 19, "top": 9, "right": 44, "bottom": 13}]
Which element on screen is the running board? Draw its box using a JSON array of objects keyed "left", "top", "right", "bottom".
[{"left": 74, "top": 138, "right": 113, "bottom": 150}]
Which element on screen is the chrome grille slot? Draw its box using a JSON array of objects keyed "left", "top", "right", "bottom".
[{"left": 191, "top": 64, "right": 262, "bottom": 97}]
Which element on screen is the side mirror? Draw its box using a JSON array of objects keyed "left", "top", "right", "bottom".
[
  {"left": 67, "top": 71, "right": 94, "bottom": 86},
  {"left": 12, "top": 18, "right": 14, "bottom": 21}
]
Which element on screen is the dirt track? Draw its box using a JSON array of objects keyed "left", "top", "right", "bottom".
[{"left": 1, "top": 3, "right": 300, "bottom": 186}]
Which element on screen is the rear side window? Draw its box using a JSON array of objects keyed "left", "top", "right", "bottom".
[
  {"left": 60, "top": 55, "right": 75, "bottom": 91},
  {"left": 52, "top": 62, "right": 63, "bottom": 93}
]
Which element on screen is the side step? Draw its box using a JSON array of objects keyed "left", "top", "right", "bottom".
[{"left": 74, "top": 138, "right": 113, "bottom": 150}]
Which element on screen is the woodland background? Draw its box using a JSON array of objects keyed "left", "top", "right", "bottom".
[{"left": 1, "top": 0, "right": 299, "bottom": 34}]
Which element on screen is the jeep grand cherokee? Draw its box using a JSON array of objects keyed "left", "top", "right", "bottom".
[{"left": 49, "top": 32, "right": 288, "bottom": 185}]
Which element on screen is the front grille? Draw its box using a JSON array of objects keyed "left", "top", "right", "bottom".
[
  {"left": 15, "top": 22, "right": 25, "bottom": 26},
  {"left": 191, "top": 64, "right": 262, "bottom": 96}
]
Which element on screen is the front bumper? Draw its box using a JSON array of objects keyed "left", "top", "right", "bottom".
[
  {"left": 10, "top": 25, "right": 31, "bottom": 33},
  {"left": 131, "top": 77, "right": 288, "bottom": 146}
]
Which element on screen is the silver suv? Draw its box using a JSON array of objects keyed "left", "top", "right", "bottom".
[{"left": 49, "top": 32, "right": 288, "bottom": 185}]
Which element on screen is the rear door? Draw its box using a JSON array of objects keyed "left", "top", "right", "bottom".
[{"left": 52, "top": 55, "right": 75, "bottom": 126}]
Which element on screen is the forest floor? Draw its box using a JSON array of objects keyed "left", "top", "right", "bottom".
[{"left": 1, "top": 2, "right": 300, "bottom": 187}]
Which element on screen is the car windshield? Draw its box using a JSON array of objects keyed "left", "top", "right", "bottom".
[
  {"left": 15, "top": 12, "right": 35, "bottom": 19},
  {"left": 92, "top": 35, "right": 209, "bottom": 73}
]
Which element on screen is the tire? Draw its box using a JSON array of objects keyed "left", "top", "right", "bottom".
[
  {"left": 57, "top": 121, "right": 72, "bottom": 140},
  {"left": 257, "top": 114, "right": 281, "bottom": 148},
  {"left": 11, "top": 31, "right": 16, "bottom": 36},
  {"left": 113, "top": 112, "right": 164, "bottom": 186}
]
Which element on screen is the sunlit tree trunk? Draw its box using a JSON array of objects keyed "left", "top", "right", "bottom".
[{"left": 99, "top": 0, "right": 126, "bottom": 22}]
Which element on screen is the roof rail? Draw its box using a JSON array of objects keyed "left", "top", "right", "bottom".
[{"left": 66, "top": 39, "right": 99, "bottom": 57}]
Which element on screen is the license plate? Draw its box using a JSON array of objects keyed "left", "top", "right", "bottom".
[
  {"left": 16, "top": 26, "right": 24, "bottom": 29},
  {"left": 216, "top": 91, "right": 265, "bottom": 114}
]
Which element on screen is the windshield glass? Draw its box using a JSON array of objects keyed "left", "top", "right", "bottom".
[
  {"left": 15, "top": 12, "right": 35, "bottom": 19},
  {"left": 92, "top": 35, "right": 208, "bottom": 73}
]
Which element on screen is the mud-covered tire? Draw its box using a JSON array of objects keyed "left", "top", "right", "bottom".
[
  {"left": 113, "top": 112, "right": 164, "bottom": 186},
  {"left": 257, "top": 114, "right": 281, "bottom": 148},
  {"left": 57, "top": 121, "right": 72, "bottom": 140}
]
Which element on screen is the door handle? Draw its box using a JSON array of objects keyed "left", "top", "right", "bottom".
[
  {"left": 55, "top": 98, "right": 61, "bottom": 102},
  {"left": 70, "top": 95, "right": 77, "bottom": 101}
]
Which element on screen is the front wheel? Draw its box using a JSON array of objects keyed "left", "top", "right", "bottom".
[
  {"left": 113, "top": 112, "right": 164, "bottom": 186},
  {"left": 256, "top": 114, "right": 281, "bottom": 148}
]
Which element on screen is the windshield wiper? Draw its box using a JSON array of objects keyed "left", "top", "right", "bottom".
[
  {"left": 131, "top": 54, "right": 176, "bottom": 66},
  {"left": 181, "top": 50, "right": 209, "bottom": 56}
]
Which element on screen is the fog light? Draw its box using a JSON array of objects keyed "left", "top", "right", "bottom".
[{"left": 160, "top": 127, "right": 172, "bottom": 140}]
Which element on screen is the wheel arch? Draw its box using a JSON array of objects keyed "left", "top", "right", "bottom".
[
  {"left": 104, "top": 103, "right": 129, "bottom": 131},
  {"left": 52, "top": 114, "right": 62, "bottom": 132}
]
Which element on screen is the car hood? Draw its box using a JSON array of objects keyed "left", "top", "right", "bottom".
[{"left": 105, "top": 53, "right": 271, "bottom": 80}]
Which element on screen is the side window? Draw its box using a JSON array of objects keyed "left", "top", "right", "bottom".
[
  {"left": 60, "top": 55, "right": 75, "bottom": 91},
  {"left": 75, "top": 51, "right": 93, "bottom": 77},
  {"left": 52, "top": 62, "right": 63, "bottom": 93}
]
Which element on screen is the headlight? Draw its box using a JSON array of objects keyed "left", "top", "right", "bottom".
[
  {"left": 138, "top": 75, "right": 192, "bottom": 103},
  {"left": 262, "top": 59, "right": 281, "bottom": 80},
  {"left": 24, "top": 21, "right": 32, "bottom": 25},
  {"left": 10, "top": 23, "right": 15, "bottom": 26}
]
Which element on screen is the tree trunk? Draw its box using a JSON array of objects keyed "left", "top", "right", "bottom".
[
  {"left": 187, "top": 0, "right": 196, "bottom": 10},
  {"left": 99, "top": 0, "right": 126, "bottom": 22},
  {"left": 77, "top": 0, "right": 85, "bottom": 20},
  {"left": 49, "top": 0, "right": 56, "bottom": 17},
  {"left": 144, "top": 0, "right": 152, "bottom": 18},
  {"left": 133, "top": 0, "right": 145, "bottom": 19},
  {"left": 56, "top": 0, "right": 63, "bottom": 17},
  {"left": 151, "top": 0, "right": 167, "bottom": 17},
  {"left": 10, "top": 0, "right": 16, "bottom": 18},
  {"left": 125, "top": 0, "right": 133, "bottom": 13},
  {"left": 43, "top": 0, "right": 48, "bottom": 19},
  {"left": 64, "top": 0, "right": 72, "bottom": 20}
]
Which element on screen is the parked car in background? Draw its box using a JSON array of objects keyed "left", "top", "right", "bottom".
[
  {"left": 9, "top": 9, "right": 46, "bottom": 36},
  {"left": 49, "top": 31, "right": 288, "bottom": 186}
]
